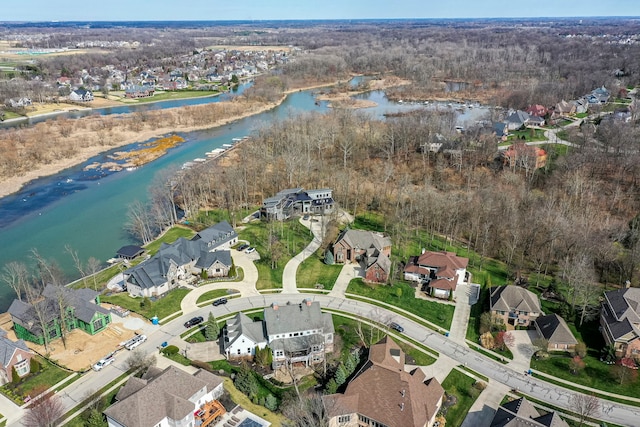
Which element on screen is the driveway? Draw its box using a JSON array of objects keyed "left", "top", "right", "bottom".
[
  {"left": 282, "top": 216, "right": 324, "bottom": 293},
  {"left": 461, "top": 380, "right": 510, "bottom": 427},
  {"left": 328, "top": 263, "right": 363, "bottom": 297},
  {"left": 506, "top": 330, "right": 537, "bottom": 372}
]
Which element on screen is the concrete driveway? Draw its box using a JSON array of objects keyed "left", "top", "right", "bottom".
[
  {"left": 506, "top": 330, "right": 537, "bottom": 372},
  {"left": 282, "top": 215, "right": 324, "bottom": 293}
]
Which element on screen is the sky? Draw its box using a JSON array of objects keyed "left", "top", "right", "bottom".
[{"left": 3, "top": 0, "right": 640, "bottom": 21}]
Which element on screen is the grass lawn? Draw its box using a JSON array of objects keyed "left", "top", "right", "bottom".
[
  {"left": 196, "top": 289, "right": 236, "bottom": 304},
  {"left": 102, "top": 288, "right": 190, "bottom": 321},
  {"left": 507, "top": 128, "right": 546, "bottom": 142},
  {"left": 441, "top": 369, "right": 479, "bottom": 427},
  {"left": 296, "top": 253, "right": 343, "bottom": 290},
  {"left": 238, "top": 220, "right": 313, "bottom": 289},
  {"left": 2, "top": 110, "right": 23, "bottom": 119},
  {"left": 0, "top": 357, "right": 73, "bottom": 404},
  {"left": 123, "top": 90, "right": 221, "bottom": 104},
  {"left": 163, "top": 352, "right": 191, "bottom": 366},
  {"left": 531, "top": 353, "right": 640, "bottom": 399},
  {"left": 144, "top": 225, "right": 195, "bottom": 256},
  {"left": 70, "top": 263, "right": 123, "bottom": 291},
  {"left": 192, "top": 208, "right": 257, "bottom": 230},
  {"left": 222, "top": 378, "right": 288, "bottom": 426},
  {"left": 347, "top": 279, "right": 454, "bottom": 330}
]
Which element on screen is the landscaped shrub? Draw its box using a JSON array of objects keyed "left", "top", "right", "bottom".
[
  {"left": 161, "top": 345, "right": 179, "bottom": 356},
  {"left": 480, "top": 332, "right": 495, "bottom": 350},
  {"left": 29, "top": 358, "right": 40, "bottom": 374},
  {"left": 11, "top": 366, "right": 19, "bottom": 384},
  {"left": 191, "top": 360, "right": 213, "bottom": 372},
  {"left": 265, "top": 393, "right": 278, "bottom": 411}
]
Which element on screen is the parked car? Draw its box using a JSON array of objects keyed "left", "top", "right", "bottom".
[
  {"left": 93, "top": 355, "right": 115, "bottom": 371},
  {"left": 303, "top": 214, "right": 310, "bottom": 220},
  {"left": 389, "top": 322, "right": 404, "bottom": 333},
  {"left": 245, "top": 247, "right": 256, "bottom": 254},
  {"left": 212, "top": 297, "right": 228, "bottom": 306},
  {"left": 184, "top": 316, "right": 204, "bottom": 328},
  {"left": 237, "top": 244, "right": 249, "bottom": 251}
]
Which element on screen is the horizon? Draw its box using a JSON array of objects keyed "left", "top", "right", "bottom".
[{"left": 4, "top": 0, "right": 640, "bottom": 22}]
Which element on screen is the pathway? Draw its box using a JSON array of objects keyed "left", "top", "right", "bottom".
[{"left": 281, "top": 215, "right": 324, "bottom": 293}]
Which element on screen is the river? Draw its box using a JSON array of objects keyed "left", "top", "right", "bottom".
[{"left": 0, "top": 82, "right": 491, "bottom": 311}]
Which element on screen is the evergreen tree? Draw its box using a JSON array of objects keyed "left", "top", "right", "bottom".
[
  {"left": 334, "top": 363, "right": 347, "bottom": 386},
  {"left": 324, "top": 250, "right": 335, "bottom": 265},
  {"left": 85, "top": 409, "right": 104, "bottom": 427},
  {"left": 205, "top": 312, "right": 220, "bottom": 341},
  {"left": 234, "top": 363, "right": 259, "bottom": 400},
  {"left": 265, "top": 394, "right": 278, "bottom": 411},
  {"left": 344, "top": 353, "right": 356, "bottom": 375},
  {"left": 325, "top": 378, "right": 339, "bottom": 394},
  {"left": 11, "top": 366, "right": 20, "bottom": 383}
]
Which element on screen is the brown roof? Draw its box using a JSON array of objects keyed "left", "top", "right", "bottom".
[
  {"left": 430, "top": 276, "right": 458, "bottom": 291},
  {"left": 417, "top": 251, "right": 468, "bottom": 271},
  {"left": 324, "top": 337, "right": 443, "bottom": 427},
  {"left": 403, "top": 263, "right": 430, "bottom": 276},
  {"left": 104, "top": 366, "right": 223, "bottom": 427}
]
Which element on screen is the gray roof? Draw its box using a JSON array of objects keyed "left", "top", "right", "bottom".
[
  {"left": 104, "top": 366, "right": 223, "bottom": 427},
  {"left": 505, "top": 110, "right": 530, "bottom": 126},
  {"left": 195, "top": 250, "right": 232, "bottom": 270},
  {"left": 0, "top": 330, "right": 31, "bottom": 368},
  {"left": 264, "top": 301, "right": 334, "bottom": 336},
  {"left": 534, "top": 314, "right": 577, "bottom": 345},
  {"left": 491, "top": 397, "right": 569, "bottom": 427},
  {"left": 225, "top": 312, "right": 266, "bottom": 351},
  {"left": 270, "top": 334, "right": 325, "bottom": 352},
  {"left": 335, "top": 229, "right": 391, "bottom": 253},
  {"left": 490, "top": 286, "right": 541, "bottom": 314},
  {"left": 191, "top": 221, "right": 238, "bottom": 247},
  {"left": 603, "top": 288, "right": 640, "bottom": 323}
]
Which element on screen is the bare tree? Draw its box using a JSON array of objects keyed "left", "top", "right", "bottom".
[
  {"left": 65, "top": 245, "right": 87, "bottom": 288},
  {"left": 282, "top": 394, "right": 329, "bottom": 427},
  {"left": 22, "top": 387, "right": 65, "bottom": 427},
  {"left": 125, "top": 349, "right": 156, "bottom": 372},
  {"left": 1, "top": 261, "right": 30, "bottom": 301},
  {"left": 569, "top": 393, "right": 600, "bottom": 427},
  {"left": 86, "top": 257, "right": 102, "bottom": 291},
  {"left": 124, "top": 200, "right": 155, "bottom": 244},
  {"left": 24, "top": 283, "right": 55, "bottom": 352}
]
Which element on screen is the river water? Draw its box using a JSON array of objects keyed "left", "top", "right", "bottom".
[{"left": 0, "top": 83, "right": 490, "bottom": 310}]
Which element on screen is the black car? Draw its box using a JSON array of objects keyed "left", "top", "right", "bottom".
[
  {"left": 389, "top": 322, "right": 404, "bottom": 333},
  {"left": 184, "top": 316, "right": 204, "bottom": 328},
  {"left": 237, "top": 244, "right": 249, "bottom": 251},
  {"left": 212, "top": 297, "right": 228, "bottom": 306}
]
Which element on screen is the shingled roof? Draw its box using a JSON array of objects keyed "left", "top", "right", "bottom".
[
  {"left": 324, "top": 337, "right": 443, "bottom": 427},
  {"left": 490, "top": 286, "right": 541, "bottom": 314},
  {"left": 534, "top": 314, "right": 577, "bottom": 346},
  {"left": 0, "top": 330, "right": 31, "bottom": 368},
  {"left": 104, "top": 366, "right": 223, "bottom": 427},
  {"left": 491, "top": 397, "right": 569, "bottom": 427}
]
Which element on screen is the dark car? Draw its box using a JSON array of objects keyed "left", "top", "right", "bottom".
[
  {"left": 184, "top": 316, "right": 204, "bottom": 328},
  {"left": 237, "top": 244, "right": 249, "bottom": 251},
  {"left": 212, "top": 297, "right": 228, "bottom": 306},
  {"left": 389, "top": 322, "right": 404, "bottom": 333}
]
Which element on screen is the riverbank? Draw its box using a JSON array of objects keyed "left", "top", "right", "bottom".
[{"left": 0, "top": 97, "right": 284, "bottom": 198}]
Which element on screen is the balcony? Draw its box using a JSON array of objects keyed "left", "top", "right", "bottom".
[{"left": 195, "top": 400, "right": 226, "bottom": 427}]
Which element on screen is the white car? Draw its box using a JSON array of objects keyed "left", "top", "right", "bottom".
[
  {"left": 124, "top": 334, "right": 147, "bottom": 350},
  {"left": 93, "top": 356, "right": 115, "bottom": 371},
  {"left": 245, "top": 247, "right": 256, "bottom": 254}
]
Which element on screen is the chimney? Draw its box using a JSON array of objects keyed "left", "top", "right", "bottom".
[{"left": 272, "top": 302, "right": 279, "bottom": 311}]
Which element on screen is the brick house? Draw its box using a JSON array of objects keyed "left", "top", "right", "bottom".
[
  {"left": 600, "top": 287, "right": 640, "bottom": 358},
  {"left": 324, "top": 337, "right": 444, "bottom": 427},
  {"left": 0, "top": 330, "right": 34, "bottom": 385},
  {"left": 333, "top": 229, "right": 392, "bottom": 284},
  {"left": 489, "top": 285, "right": 541, "bottom": 328},
  {"left": 533, "top": 314, "right": 578, "bottom": 352}
]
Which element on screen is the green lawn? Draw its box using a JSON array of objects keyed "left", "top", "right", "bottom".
[
  {"left": 441, "top": 369, "right": 479, "bottom": 427},
  {"left": 222, "top": 378, "right": 288, "bottom": 426},
  {"left": 192, "top": 207, "right": 257, "bottom": 230},
  {"left": 346, "top": 279, "right": 454, "bottom": 330},
  {"left": 238, "top": 220, "right": 313, "bottom": 289},
  {"left": 1, "top": 110, "right": 23, "bottom": 119},
  {"left": 122, "top": 90, "right": 221, "bottom": 104},
  {"left": 144, "top": 225, "right": 195, "bottom": 256},
  {"left": 296, "top": 253, "right": 343, "bottom": 290},
  {"left": 507, "top": 128, "right": 547, "bottom": 142},
  {"left": 102, "top": 288, "right": 190, "bottom": 321},
  {"left": 531, "top": 353, "right": 640, "bottom": 399},
  {"left": 0, "top": 357, "right": 73, "bottom": 404},
  {"left": 196, "top": 289, "right": 236, "bottom": 304}
]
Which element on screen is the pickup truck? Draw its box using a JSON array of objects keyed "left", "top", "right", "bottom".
[{"left": 93, "top": 354, "right": 115, "bottom": 371}]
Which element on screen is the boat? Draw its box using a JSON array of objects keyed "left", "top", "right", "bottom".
[
  {"left": 231, "top": 137, "right": 242, "bottom": 142},
  {"left": 65, "top": 178, "right": 74, "bottom": 183},
  {"left": 222, "top": 143, "right": 233, "bottom": 148},
  {"left": 125, "top": 167, "right": 137, "bottom": 172},
  {"left": 193, "top": 158, "right": 206, "bottom": 163}
]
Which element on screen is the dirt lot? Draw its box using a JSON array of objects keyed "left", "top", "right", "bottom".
[{"left": 0, "top": 307, "right": 145, "bottom": 372}]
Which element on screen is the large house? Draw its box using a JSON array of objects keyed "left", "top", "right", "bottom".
[
  {"left": 104, "top": 365, "right": 225, "bottom": 427},
  {"left": 69, "top": 88, "right": 94, "bottom": 102},
  {"left": 491, "top": 397, "right": 569, "bottom": 427},
  {"left": 323, "top": 337, "right": 444, "bottom": 427},
  {"left": 533, "top": 314, "right": 578, "bottom": 353},
  {"left": 504, "top": 110, "right": 545, "bottom": 130},
  {"left": 0, "top": 330, "right": 34, "bottom": 386},
  {"left": 332, "top": 229, "right": 392, "bottom": 283},
  {"left": 502, "top": 143, "right": 547, "bottom": 170},
  {"left": 489, "top": 285, "right": 542, "bottom": 328},
  {"left": 260, "top": 188, "right": 334, "bottom": 220},
  {"left": 8, "top": 285, "right": 112, "bottom": 346},
  {"left": 404, "top": 251, "right": 469, "bottom": 299},
  {"left": 125, "top": 221, "right": 237, "bottom": 298},
  {"left": 600, "top": 287, "right": 640, "bottom": 358},
  {"left": 224, "top": 299, "right": 334, "bottom": 369}
]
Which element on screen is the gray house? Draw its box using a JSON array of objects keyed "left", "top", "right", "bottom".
[
  {"left": 491, "top": 397, "right": 569, "bottom": 427},
  {"left": 489, "top": 285, "right": 542, "bottom": 328},
  {"left": 125, "top": 221, "right": 237, "bottom": 298},
  {"left": 261, "top": 188, "right": 334, "bottom": 221},
  {"left": 534, "top": 314, "right": 578, "bottom": 352},
  {"left": 224, "top": 299, "right": 334, "bottom": 368}
]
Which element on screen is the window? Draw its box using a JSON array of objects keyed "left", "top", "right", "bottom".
[
  {"left": 93, "top": 318, "right": 104, "bottom": 331},
  {"left": 247, "top": 348, "right": 251, "bottom": 354},
  {"left": 14, "top": 359, "right": 29, "bottom": 377},
  {"left": 237, "top": 349, "right": 241, "bottom": 355},
  {"left": 338, "top": 415, "right": 351, "bottom": 423}
]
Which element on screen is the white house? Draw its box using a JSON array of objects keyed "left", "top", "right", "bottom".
[
  {"left": 69, "top": 89, "right": 94, "bottom": 102},
  {"left": 104, "top": 366, "right": 224, "bottom": 427},
  {"left": 224, "top": 300, "right": 334, "bottom": 368},
  {"left": 404, "top": 251, "right": 469, "bottom": 299}
]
